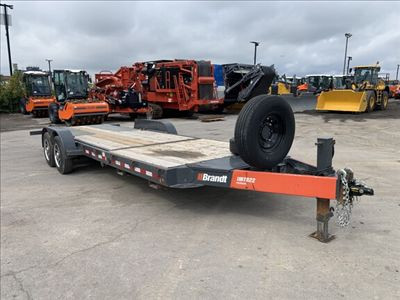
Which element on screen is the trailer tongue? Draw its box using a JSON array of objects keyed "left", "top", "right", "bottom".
[{"left": 34, "top": 95, "right": 373, "bottom": 242}]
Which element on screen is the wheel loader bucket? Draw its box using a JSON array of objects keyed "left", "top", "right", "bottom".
[{"left": 316, "top": 90, "right": 368, "bottom": 112}]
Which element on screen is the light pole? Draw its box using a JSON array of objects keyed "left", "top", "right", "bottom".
[
  {"left": 0, "top": 3, "right": 14, "bottom": 76},
  {"left": 396, "top": 64, "right": 399, "bottom": 81},
  {"left": 250, "top": 41, "right": 260, "bottom": 65},
  {"left": 346, "top": 56, "right": 352, "bottom": 75},
  {"left": 342, "top": 33, "right": 352, "bottom": 75},
  {"left": 45, "top": 59, "right": 53, "bottom": 74}
]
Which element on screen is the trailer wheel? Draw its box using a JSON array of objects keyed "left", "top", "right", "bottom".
[
  {"left": 53, "top": 136, "right": 73, "bottom": 174},
  {"left": 229, "top": 138, "right": 239, "bottom": 155},
  {"left": 49, "top": 103, "right": 61, "bottom": 124},
  {"left": 234, "top": 95, "right": 295, "bottom": 169},
  {"left": 378, "top": 91, "right": 388, "bottom": 110},
  {"left": 43, "top": 132, "right": 56, "bottom": 167},
  {"left": 19, "top": 99, "right": 28, "bottom": 115}
]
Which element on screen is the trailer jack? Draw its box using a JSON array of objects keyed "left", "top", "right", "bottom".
[
  {"left": 310, "top": 198, "right": 335, "bottom": 242},
  {"left": 308, "top": 139, "right": 374, "bottom": 242}
]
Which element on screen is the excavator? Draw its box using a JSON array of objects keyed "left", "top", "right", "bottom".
[
  {"left": 19, "top": 70, "right": 55, "bottom": 117},
  {"left": 316, "top": 64, "right": 390, "bottom": 112},
  {"left": 48, "top": 69, "right": 109, "bottom": 126}
]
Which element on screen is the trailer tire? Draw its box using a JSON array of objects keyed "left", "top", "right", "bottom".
[
  {"left": 229, "top": 138, "right": 239, "bottom": 155},
  {"left": 53, "top": 136, "right": 73, "bottom": 174},
  {"left": 49, "top": 103, "right": 61, "bottom": 124},
  {"left": 20, "top": 99, "right": 28, "bottom": 115},
  {"left": 43, "top": 132, "right": 55, "bottom": 167},
  {"left": 378, "top": 91, "right": 388, "bottom": 110},
  {"left": 234, "top": 95, "right": 295, "bottom": 169}
]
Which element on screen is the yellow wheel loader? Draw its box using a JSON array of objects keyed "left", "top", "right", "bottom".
[{"left": 316, "top": 64, "right": 390, "bottom": 112}]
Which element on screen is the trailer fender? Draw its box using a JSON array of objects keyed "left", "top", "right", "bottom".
[
  {"left": 41, "top": 127, "right": 83, "bottom": 157},
  {"left": 134, "top": 119, "right": 177, "bottom": 134}
]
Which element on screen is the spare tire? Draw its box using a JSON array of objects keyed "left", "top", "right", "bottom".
[{"left": 234, "top": 95, "right": 295, "bottom": 169}]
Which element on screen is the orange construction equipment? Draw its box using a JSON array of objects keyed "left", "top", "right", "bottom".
[
  {"left": 393, "top": 85, "right": 400, "bottom": 99},
  {"left": 19, "top": 70, "right": 56, "bottom": 117},
  {"left": 94, "top": 60, "right": 223, "bottom": 118},
  {"left": 387, "top": 80, "right": 400, "bottom": 98},
  {"left": 48, "top": 69, "right": 109, "bottom": 126},
  {"left": 91, "top": 68, "right": 149, "bottom": 119},
  {"left": 140, "top": 60, "right": 224, "bottom": 117}
]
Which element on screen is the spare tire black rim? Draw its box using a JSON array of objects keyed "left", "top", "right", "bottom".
[{"left": 259, "top": 113, "right": 284, "bottom": 151}]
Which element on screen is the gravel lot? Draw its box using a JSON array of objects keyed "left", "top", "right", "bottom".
[{"left": 1, "top": 101, "right": 400, "bottom": 299}]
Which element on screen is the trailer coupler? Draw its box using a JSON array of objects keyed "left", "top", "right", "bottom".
[{"left": 349, "top": 179, "right": 374, "bottom": 197}]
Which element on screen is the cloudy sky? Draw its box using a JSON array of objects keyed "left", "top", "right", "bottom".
[{"left": 1, "top": 1, "right": 399, "bottom": 78}]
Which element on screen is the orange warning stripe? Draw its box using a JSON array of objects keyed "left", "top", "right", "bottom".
[{"left": 230, "top": 170, "right": 337, "bottom": 199}]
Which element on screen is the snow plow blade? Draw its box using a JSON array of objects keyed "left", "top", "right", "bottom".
[{"left": 316, "top": 90, "right": 368, "bottom": 112}]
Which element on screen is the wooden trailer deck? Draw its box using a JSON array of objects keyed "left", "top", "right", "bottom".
[{"left": 71, "top": 125, "right": 232, "bottom": 168}]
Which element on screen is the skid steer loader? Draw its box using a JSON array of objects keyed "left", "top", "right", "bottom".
[
  {"left": 48, "top": 70, "right": 109, "bottom": 126},
  {"left": 19, "top": 70, "right": 56, "bottom": 117},
  {"left": 316, "top": 64, "right": 390, "bottom": 112}
]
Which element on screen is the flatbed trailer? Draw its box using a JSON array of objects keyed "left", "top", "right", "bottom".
[{"left": 32, "top": 117, "right": 373, "bottom": 243}]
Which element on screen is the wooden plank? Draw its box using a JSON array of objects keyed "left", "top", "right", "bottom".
[
  {"left": 74, "top": 126, "right": 193, "bottom": 151},
  {"left": 75, "top": 135, "right": 130, "bottom": 150},
  {"left": 200, "top": 117, "right": 225, "bottom": 123},
  {"left": 113, "top": 139, "right": 231, "bottom": 168},
  {"left": 198, "top": 115, "right": 225, "bottom": 122}
]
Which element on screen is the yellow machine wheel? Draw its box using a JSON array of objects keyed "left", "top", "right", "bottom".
[
  {"left": 378, "top": 91, "right": 389, "bottom": 110},
  {"left": 366, "top": 92, "right": 376, "bottom": 113}
]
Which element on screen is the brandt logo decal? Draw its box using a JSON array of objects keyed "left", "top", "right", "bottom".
[{"left": 197, "top": 173, "right": 227, "bottom": 183}]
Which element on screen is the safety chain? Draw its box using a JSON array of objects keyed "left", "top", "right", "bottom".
[{"left": 336, "top": 169, "right": 353, "bottom": 227}]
